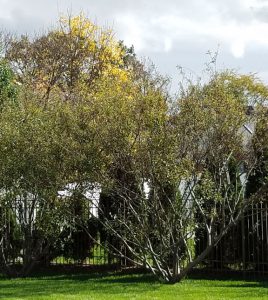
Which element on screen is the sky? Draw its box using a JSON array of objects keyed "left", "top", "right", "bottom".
[{"left": 1, "top": 0, "right": 268, "bottom": 90}]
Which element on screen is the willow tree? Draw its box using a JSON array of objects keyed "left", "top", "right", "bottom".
[{"left": 96, "top": 69, "right": 268, "bottom": 283}]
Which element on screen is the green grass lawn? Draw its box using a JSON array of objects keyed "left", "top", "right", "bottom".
[{"left": 0, "top": 272, "right": 267, "bottom": 300}]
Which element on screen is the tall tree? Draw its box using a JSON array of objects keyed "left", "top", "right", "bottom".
[{"left": 4, "top": 14, "right": 130, "bottom": 102}]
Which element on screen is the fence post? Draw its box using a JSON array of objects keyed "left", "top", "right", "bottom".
[{"left": 241, "top": 212, "right": 246, "bottom": 275}]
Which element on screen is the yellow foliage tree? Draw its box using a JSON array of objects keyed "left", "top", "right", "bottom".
[{"left": 5, "top": 14, "right": 130, "bottom": 101}]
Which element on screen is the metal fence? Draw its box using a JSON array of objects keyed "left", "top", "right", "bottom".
[
  {"left": 196, "top": 201, "right": 268, "bottom": 275},
  {"left": 0, "top": 194, "right": 127, "bottom": 272},
  {"left": 1, "top": 196, "right": 268, "bottom": 275},
  {"left": 49, "top": 200, "right": 268, "bottom": 275}
]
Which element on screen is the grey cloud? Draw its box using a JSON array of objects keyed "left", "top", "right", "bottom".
[
  {"left": 251, "top": 6, "right": 268, "bottom": 23},
  {"left": 0, "top": 0, "right": 268, "bottom": 87}
]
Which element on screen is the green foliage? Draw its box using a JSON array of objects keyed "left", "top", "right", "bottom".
[
  {"left": 0, "top": 60, "right": 17, "bottom": 109},
  {"left": 246, "top": 116, "right": 268, "bottom": 198}
]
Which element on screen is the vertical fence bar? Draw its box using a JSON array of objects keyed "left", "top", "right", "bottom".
[{"left": 242, "top": 206, "right": 246, "bottom": 273}]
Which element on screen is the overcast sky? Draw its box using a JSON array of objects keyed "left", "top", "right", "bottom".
[{"left": 1, "top": 0, "right": 268, "bottom": 90}]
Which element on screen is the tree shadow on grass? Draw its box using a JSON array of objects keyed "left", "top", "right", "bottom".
[
  {"left": 186, "top": 271, "right": 268, "bottom": 292},
  {"left": 0, "top": 272, "right": 160, "bottom": 299},
  {"left": 1, "top": 270, "right": 268, "bottom": 299},
  {"left": 188, "top": 270, "right": 268, "bottom": 286}
]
